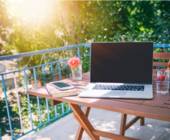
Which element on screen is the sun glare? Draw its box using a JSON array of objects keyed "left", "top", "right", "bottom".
[{"left": 5, "top": 0, "right": 56, "bottom": 26}]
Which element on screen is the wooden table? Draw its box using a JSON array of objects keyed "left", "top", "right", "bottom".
[{"left": 29, "top": 73, "right": 170, "bottom": 140}]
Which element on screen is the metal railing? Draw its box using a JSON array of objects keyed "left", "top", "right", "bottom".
[
  {"left": 0, "top": 43, "right": 169, "bottom": 140},
  {"left": 0, "top": 43, "right": 90, "bottom": 140}
]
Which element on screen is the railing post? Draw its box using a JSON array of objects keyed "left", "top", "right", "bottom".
[
  {"left": 50, "top": 63, "right": 55, "bottom": 81},
  {"left": 23, "top": 69, "right": 33, "bottom": 130},
  {"left": 54, "top": 105, "right": 58, "bottom": 118},
  {"left": 49, "top": 63, "right": 59, "bottom": 119},
  {"left": 13, "top": 72, "right": 24, "bottom": 134},
  {"left": 61, "top": 103, "right": 65, "bottom": 114},
  {"left": 1, "top": 75, "right": 14, "bottom": 139},
  {"left": 45, "top": 98, "right": 50, "bottom": 122},
  {"left": 41, "top": 64, "right": 46, "bottom": 85},
  {"left": 77, "top": 47, "right": 81, "bottom": 58},
  {"left": 33, "top": 67, "right": 42, "bottom": 125},
  {"left": 56, "top": 63, "right": 62, "bottom": 80},
  {"left": 41, "top": 64, "right": 50, "bottom": 122}
]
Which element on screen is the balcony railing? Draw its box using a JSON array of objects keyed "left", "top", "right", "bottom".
[{"left": 0, "top": 43, "right": 169, "bottom": 140}]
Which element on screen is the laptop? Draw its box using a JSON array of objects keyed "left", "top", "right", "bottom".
[{"left": 79, "top": 42, "right": 153, "bottom": 99}]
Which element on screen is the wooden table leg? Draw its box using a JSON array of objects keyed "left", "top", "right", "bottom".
[
  {"left": 75, "top": 107, "right": 91, "bottom": 140},
  {"left": 70, "top": 103, "right": 99, "bottom": 140},
  {"left": 120, "top": 114, "right": 145, "bottom": 136},
  {"left": 120, "top": 113, "right": 127, "bottom": 136},
  {"left": 140, "top": 117, "right": 145, "bottom": 126}
]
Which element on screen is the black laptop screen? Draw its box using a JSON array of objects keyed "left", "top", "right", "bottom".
[{"left": 91, "top": 42, "right": 153, "bottom": 84}]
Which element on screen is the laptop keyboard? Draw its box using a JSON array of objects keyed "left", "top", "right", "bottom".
[{"left": 93, "top": 84, "right": 144, "bottom": 91}]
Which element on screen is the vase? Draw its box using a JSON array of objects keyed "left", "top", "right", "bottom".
[{"left": 71, "top": 64, "right": 82, "bottom": 80}]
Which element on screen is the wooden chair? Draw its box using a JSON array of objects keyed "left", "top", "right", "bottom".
[
  {"left": 120, "top": 50, "right": 170, "bottom": 136},
  {"left": 153, "top": 52, "right": 170, "bottom": 80}
]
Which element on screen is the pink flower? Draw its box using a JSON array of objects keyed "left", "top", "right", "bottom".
[{"left": 68, "top": 57, "right": 81, "bottom": 69}]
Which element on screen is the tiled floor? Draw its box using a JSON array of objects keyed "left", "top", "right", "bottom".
[{"left": 20, "top": 109, "right": 170, "bottom": 140}]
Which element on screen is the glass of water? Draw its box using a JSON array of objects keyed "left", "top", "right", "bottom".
[{"left": 156, "top": 69, "right": 169, "bottom": 95}]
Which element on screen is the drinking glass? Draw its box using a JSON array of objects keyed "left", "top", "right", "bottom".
[{"left": 156, "top": 69, "right": 169, "bottom": 95}]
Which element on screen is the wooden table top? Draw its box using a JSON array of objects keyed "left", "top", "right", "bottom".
[{"left": 28, "top": 73, "right": 170, "bottom": 122}]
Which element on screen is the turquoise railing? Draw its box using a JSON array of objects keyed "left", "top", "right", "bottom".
[
  {"left": 0, "top": 43, "right": 90, "bottom": 140},
  {"left": 0, "top": 43, "right": 169, "bottom": 140}
]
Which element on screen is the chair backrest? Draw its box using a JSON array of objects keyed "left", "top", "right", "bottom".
[{"left": 153, "top": 51, "right": 170, "bottom": 81}]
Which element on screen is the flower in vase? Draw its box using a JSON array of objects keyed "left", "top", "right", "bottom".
[
  {"left": 68, "top": 57, "right": 81, "bottom": 69},
  {"left": 68, "top": 57, "right": 82, "bottom": 80}
]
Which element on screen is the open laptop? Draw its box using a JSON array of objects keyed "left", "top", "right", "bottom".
[{"left": 79, "top": 42, "right": 153, "bottom": 99}]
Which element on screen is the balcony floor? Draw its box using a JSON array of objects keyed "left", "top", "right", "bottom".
[{"left": 19, "top": 109, "right": 170, "bottom": 140}]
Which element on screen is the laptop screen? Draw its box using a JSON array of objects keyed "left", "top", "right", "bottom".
[{"left": 91, "top": 42, "right": 153, "bottom": 84}]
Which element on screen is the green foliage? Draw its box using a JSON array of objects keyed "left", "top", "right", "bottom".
[
  {"left": 0, "top": 1, "right": 170, "bottom": 56},
  {"left": 0, "top": 99, "right": 20, "bottom": 136},
  {"left": 0, "top": 1, "right": 169, "bottom": 68}
]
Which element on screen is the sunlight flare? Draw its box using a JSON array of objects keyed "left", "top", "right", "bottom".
[{"left": 5, "top": 0, "right": 56, "bottom": 26}]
